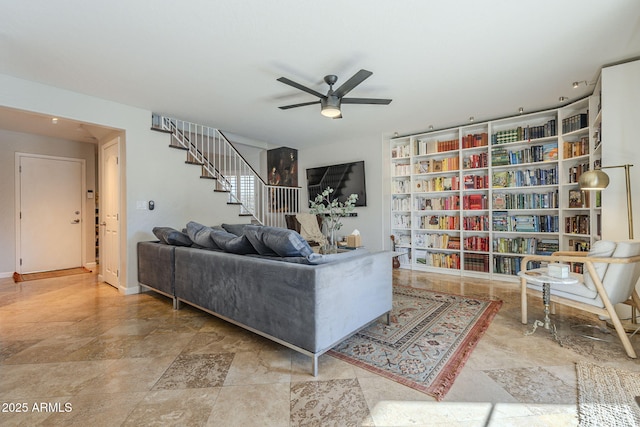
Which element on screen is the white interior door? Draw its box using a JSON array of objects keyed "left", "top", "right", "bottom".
[
  {"left": 19, "top": 155, "right": 84, "bottom": 273},
  {"left": 101, "top": 138, "right": 120, "bottom": 287}
]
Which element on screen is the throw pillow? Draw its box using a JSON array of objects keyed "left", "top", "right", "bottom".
[
  {"left": 211, "top": 230, "right": 257, "bottom": 255},
  {"left": 244, "top": 225, "right": 313, "bottom": 257},
  {"left": 221, "top": 223, "right": 251, "bottom": 236},
  {"left": 152, "top": 226, "right": 192, "bottom": 247},
  {"left": 186, "top": 221, "right": 220, "bottom": 249}
]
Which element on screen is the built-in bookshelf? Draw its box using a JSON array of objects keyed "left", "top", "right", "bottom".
[{"left": 389, "top": 97, "right": 601, "bottom": 279}]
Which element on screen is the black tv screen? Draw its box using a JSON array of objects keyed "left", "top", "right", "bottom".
[{"left": 306, "top": 160, "right": 367, "bottom": 207}]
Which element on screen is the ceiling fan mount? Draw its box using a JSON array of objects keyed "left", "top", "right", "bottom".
[{"left": 277, "top": 69, "right": 392, "bottom": 119}]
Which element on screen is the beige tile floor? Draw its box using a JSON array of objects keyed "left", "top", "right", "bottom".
[{"left": 1, "top": 269, "right": 639, "bottom": 426}]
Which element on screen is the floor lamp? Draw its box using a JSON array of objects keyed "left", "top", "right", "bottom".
[
  {"left": 579, "top": 164, "right": 636, "bottom": 329},
  {"left": 578, "top": 164, "right": 634, "bottom": 239}
]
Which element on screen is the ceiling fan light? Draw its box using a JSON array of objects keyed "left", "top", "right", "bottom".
[{"left": 321, "top": 97, "right": 341, "bottom": 118}]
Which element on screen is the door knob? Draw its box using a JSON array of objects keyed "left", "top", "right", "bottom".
[{"left": 71, "top": 219, "right": 80, "bottom": 224}]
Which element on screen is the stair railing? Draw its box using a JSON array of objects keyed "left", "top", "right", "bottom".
[{"left": 156, "top": 115, "right": 300, "bottom": 228}]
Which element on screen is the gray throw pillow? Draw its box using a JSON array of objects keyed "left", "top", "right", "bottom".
[
  {"left": 211, "top": 230, "right": 257, "bottom": 255},
  {"left": 186, "top": 221, "right": 220, "bottom": 249},
  {"left": 152, "top": 227, "right": 192, "bottom": 247},
  {"left": 221, "top": 223, "right": 251, "bottom": 236},
  {"left": 244, "top": 225, "right": 313, "bottom": 257}
]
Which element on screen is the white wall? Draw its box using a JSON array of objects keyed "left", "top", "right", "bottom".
[
  {"left": 0, "top": 73, "right": 388, "bottom": 290},
  {"left": 0, "top": 129, "right": 97, "bottom": 277},
  {"left": 0, "top": 74, "right": 255, "bottom": 292},
  {"left": 601, "top": 59, "right": 640, "bottom": 241},
  {"left": 298, "top": 135, "right": 386, "bottom": 251}
]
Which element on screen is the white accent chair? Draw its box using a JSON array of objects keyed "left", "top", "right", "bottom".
[{"left": 520, "top": 240, "right": 640, "bottom": 358}]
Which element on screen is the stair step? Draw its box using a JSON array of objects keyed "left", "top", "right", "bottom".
[
  {"left": 200, "top": 175, "right": 217, "bottom": 180},
  {"left": 239, "top": 213, "right": 253, "bottom": 217},
  {"left": 214, "top": 189, "right": 230, "bottom": 193},
  {"left": 185, "top": 160, "right": 204, "bottom": 165},
  {"left": 151, "top": 126, "right": 173, "bottom": 134},
  {"left": 227, "top": 202, "right": 242, "bottom": 205},
  {"left": 169, "top": 144, "right": 188, "bottom": 151}
]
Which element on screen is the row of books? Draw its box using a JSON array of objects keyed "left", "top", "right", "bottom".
[
  {"left": 464, "top": 253, "right": 490, "bottom": 272},
  {"left": 414, "top": 176, "right": 459, "bottom": 192},
  {"left": 463, "top": 215, "right": 490, "bottom": 231},
  {"left": 568, "top": 190, "right": 589, "bottom": 208},
  {"left": 492, "top": 212, "right": 560, "bottom": 232},
  {"left": 493, "top": 237, "right": 559, "bottom": 255},
  {"left": 418, "top": 215, "right": 460, "bottom": 230},
  {"left": 563, "top": 137, "right": 589, "bottom": 159},
  {"left": 565, "top": 215, "right": 590, "bottom": 235},
  {"left": 415, "top": 196, "right": 459, "bottom": 211},
  {"left": 462, "top": 133, "right": 489, "bottom": 149},
  {"left": 568, "top": 239, "right": 591, "bottom": 251},
  {"left": 492, "top": 190, "right": 559, "bottom": 210},
  {"left": 415, "top": 251, "right": 461, "bottom": 269},
  {"left": 464, "top": 236, "right": 490, "bottom": 252},
  {"left": 492, "top": 119, "right": 557, "bottom": 144},
  {"left": 393, "top": 163, "right": 411, "bottom": 176},
  {"left": 566, "top": 162, "right": 590, "bottom": 184},
  {"left": 414, "top": 233, "right": 450, "bottom": 249},
  {"left": 491, "top": 143, "right": 558, "bottom": 166},
  {"left": 391, "top": 144, "right": 411, "bottom": 158},
  {"left": 463, "top": 152, "right": 488, "bottom": 169},
  {"left": 415, "top": 138, "right": 459, "bottom": 156},
  {"left": 392, "top": 178, "right": 410, "bottom": 194},
  {"left": 415, "top": 156, "right": 460, "bottom": 174},
  {"left": 462, "top": 194, "right": 488, "bottom": 210},
  {"left": 562, "top": 113, "right": 588, "bottom": 134},
  {"left": 463, "top": 174, "right": 489, "bottom": 189},
  {"left": 492, "top": 166, "right": 558, "bottom": 188},
  {"left": 392, "top": 213, "right": 411, "bottom": 229},
  {"left": 391, "top": 197, "right": 411, "bottom": 212},
  {"left": 391, "top": 234, "right": 412, "bottom": 247}
]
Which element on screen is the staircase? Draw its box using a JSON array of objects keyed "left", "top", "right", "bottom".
[{"left": 151, "top": 114, "right": 300, "bottom": 228}]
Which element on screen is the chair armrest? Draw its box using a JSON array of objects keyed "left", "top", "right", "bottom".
[{"left": 551, "top": 251, "right": 588, "bottom": 257}]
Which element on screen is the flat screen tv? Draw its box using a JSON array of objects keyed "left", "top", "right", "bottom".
[{"left": 306, "top": 160, "right": 367, "bottom": 207}]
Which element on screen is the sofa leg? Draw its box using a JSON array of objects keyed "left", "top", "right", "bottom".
[
  {"left": 173, "top": 298, "right": 181, "bottom": 310},
  {"left": 385, "top": 312, "right": 390, "bottom": 326},
  {"left": 312, "top": 355, "right": 318, "bottom": 377}
]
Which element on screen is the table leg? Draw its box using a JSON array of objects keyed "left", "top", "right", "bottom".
[{"left": 524, "top": 282, "right": 562, "bottom": 345}]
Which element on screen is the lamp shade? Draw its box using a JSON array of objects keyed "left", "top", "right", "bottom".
[
  {"left": 321, "top": 96, "right": 341, "bottom": 118},
  {"left": 578, "top": 169, "right": 610, "bottom": 190}
]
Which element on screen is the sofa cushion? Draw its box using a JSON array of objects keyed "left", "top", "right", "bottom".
[
  {"left": 244, "top": 225, "right": 313, "bottom": 257},
  {"left": 584, "top": 240, "right": 617, "bottom": 291},
  {"left": 186, "top": 221, "right": 220, "bottom": 249},
  {"left": 152, "top": 227, "right": 192, "bottom": 246},
  {"left": 221, "top": 223, "right": 251, "bottom": 236},
  {"left": 211, "top": 230, "right": 257, "bottom": 255}
]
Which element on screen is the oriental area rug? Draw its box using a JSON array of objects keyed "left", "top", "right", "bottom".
[{"left": 329, "top": 286, "right": 502, "bottom": 400}]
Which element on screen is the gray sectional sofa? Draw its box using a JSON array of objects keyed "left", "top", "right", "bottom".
[{"left": 137, "top": 222, "right": 392, "bottom": 375}]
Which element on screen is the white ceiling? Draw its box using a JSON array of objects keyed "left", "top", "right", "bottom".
[{"left": 1, "top": 0, "right": 639, "bottom": 149}]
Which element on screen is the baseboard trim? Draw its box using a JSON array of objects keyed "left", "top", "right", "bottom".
[{"left": 0, "top": 271, "right": 14, "bottom": 279}]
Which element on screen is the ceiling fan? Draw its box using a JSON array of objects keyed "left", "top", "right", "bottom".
[{"left": 277, "top": 69, "right": 392, "bottom": 118}]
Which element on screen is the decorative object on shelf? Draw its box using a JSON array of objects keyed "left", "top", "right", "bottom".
[
  {"left": 309, "top": 187, "right": 358, "bottom": 253},
  {"left": 579, "top": 164, "right": 634, "bottom": 239},
  {"left": 390, "top": 235, "right": 400, "bottom": 268}
]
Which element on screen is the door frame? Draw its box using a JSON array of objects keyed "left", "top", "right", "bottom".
[{"left": 14, "top": 152, "right": 87, "bottom": 274}]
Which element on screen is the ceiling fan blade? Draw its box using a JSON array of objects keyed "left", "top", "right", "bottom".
[
  {"left": 341, "top": 97, "right": 392, "bottom": 105},
  {"left": 333, "top": 69, "right": 373, "bottom": 98},
  {"left": 278, "top": 100, "right": 321, "bottom": 110},
  {"left": 276, "top": 77, "right": 325, "bottom": 98}
]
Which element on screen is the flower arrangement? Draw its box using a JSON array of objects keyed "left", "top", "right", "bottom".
[{"left": 308, "top": 187, "right": 358, "bottom": 248}]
